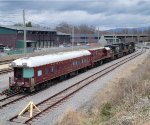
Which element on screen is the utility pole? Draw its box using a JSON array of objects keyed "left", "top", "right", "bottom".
[
  {"left": 114, "top": 26, "right": 116, "bottom": 43},
  {"left": 137, "top": 28, "right": 139, "bottom": 43},
  {"left": 113, "top": 28, "right": 114, "bottom": 44},
  {"left": 98, "top": 27, "right": 100, "bottom": 43},
  {"left": 132, "top": 32, "right": 134, "bottom": 42},
  {"left": 23, "top": 9, "right": 26, "bottom": 54},
  {"left": 72, "top": 26, "right": 74, "bottom": 51},
  {"left": 125, "top": 26, "right": 126, "bottom": 43}
]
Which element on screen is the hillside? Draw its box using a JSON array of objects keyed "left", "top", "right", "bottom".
[{"left": 56, "top": 50, "right": 150, "bottom": 125}]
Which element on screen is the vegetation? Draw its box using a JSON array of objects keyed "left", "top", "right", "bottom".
[
  {"left": 56, "top": 53, "right": 150, "bottom": 125},
  {"left": 13, "top": 21, "right": 150, "bottom": 41},
  {"left": 55, "top": 22, "right": 96, "bottom": 34},
  {"left": 26, "top": 21, "right": 32, "bottom": 27},
  {"left": 14, "top": 21, "right": 32, "bottom": 27},
  {"left": 100, "top": 103, "right": 112, "bottom": 121}
]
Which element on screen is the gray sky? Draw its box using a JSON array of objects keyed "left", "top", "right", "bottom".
[{"left": 0, "top": 0, "right": 150, "bottom": 30}]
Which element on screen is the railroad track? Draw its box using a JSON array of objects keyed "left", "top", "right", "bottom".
[
  {"left": 0, "top": 89, "right": 42, "bottom": 109},
  {"left": 0, "top": 68, "right": 13, "bottom": 74},
  {"left": 0, "top": 59, "right": 13, "bottom": 75},
  {"left": 0, "top": 89, "right": 20, "bottom": 96},
  {"left": 0, "top": 93, "right": 28, "bottom": 109},
  {"left": 0, "top": 60, "right": 13, "bottom": 65},
  {"left": 9, "top": 49, "right": 145, "bottom": 124}
]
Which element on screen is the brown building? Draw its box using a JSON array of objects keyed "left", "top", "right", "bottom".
[{"left": 0, "top": 25, "right": 71, "bottom": 48}]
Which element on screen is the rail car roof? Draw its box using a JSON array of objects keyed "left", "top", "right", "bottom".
[
  {"left": 11, "top": 50, "right": 91, "bottom": 68},
  {"left": 89, "top": 47, "right": 111, "bottom": 51},
  {"left": 104, "top": 47, "right": 111, "bottom": 50},
  {"left": 89, "top": 47, "right": 105, "bottom": 51}
]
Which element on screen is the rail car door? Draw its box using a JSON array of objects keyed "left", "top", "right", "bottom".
[
  {"left": 14, "top": 67, "right": 23, "bottom": 81},
  {"left": 23, "top": 68, "right": 35, "bottom": 89}
]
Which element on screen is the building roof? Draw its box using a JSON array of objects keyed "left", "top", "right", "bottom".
[
  {"left": 11, "top": 50, "right": 91, "bottom": 67},
  {"left": 57, "top": 32, "right": 71, "bottom": 36},
  {"left": 74, "top": 34, "right": 101, "bottom": 37},
  {"left": 105, "top": 37, "right": 120, "bottom": 40},
  {"left": 0, "top": 25, "right": 56, "bottom": 32}
]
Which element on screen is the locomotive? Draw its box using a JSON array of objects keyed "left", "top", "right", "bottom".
[{"left": 9, "top": 42, "right": 135, "bottom": 92}]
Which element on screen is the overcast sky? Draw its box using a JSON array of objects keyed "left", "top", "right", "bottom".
[{"left": 0, "top": 0, "right": 150, "bottom": 30}]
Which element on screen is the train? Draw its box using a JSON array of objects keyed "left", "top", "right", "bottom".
[{"left": 9, "top": 42, "right": 135, "bottom": 92}]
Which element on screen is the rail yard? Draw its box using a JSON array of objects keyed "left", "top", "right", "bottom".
[
  {"left": 0, "top": 1, "right": 150, "bottom": 125},
  {"left": 0, "top": 45, "right": 149, "bottom": 125}
]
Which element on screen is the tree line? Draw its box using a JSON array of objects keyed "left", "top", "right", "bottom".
[{"left": 13, "top": 21, "right": 150, "bottom": 36}]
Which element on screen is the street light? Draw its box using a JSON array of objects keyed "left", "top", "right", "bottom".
[{"left": 23, "top": 9, "right": 26, "bottom": 54}]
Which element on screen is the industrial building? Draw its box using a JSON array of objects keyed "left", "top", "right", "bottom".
[
  {"left": 73, "top": 34, "right": 121, "bottom": 45},
  {"left": 0, "top": 25, "right": 71, "bottom": 49}
]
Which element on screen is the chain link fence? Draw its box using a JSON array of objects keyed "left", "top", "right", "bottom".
[{"left": 0, "top": 45, "right": 94, "bottom": 61}]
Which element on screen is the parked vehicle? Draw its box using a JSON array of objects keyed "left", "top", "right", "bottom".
[{"left": 3, "top": 47, "right": 11, "bottom": 52}]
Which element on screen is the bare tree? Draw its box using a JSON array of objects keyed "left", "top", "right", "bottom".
[
  {"left": 55, "top": 22, "right": 96, "bottom": 34},
  {"left": 55, "top": 22, "right": 72, "bottom": 33}
]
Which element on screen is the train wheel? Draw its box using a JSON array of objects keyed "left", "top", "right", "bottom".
[
  {"left": 35, "top": 85, "right": 40, "bottom": 91},
  {"left": 25, "top": 88, "right": 32, "bottom": 93},
  {"left": 100, "top": 60, "right": 103, "bottom": 65}
]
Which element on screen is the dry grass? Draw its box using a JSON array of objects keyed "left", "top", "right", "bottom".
[
  {"left": 56, "top": 108, "right": 81, "bottom": 125},
  {"left": 56, "top": 52, "right": 150, "bottom": 125}
]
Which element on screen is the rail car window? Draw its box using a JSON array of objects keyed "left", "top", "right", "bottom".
[
  {"left": 23, "top": 68, "right": 34, "bottom": 78},
  {"left": 45, "top": 68, "right": 49, "bottom": 74},
  {"left": 14, "top": 68, "right": 23, "bottom": 79},
  {"left": 81, "top": 59, "right": 84, "bottom": 63},
  {"left": 78, "top": 61, "right": 81, "bottom": 65},
  {"left": 73, "top": 61, "right": 76, "bottom": 66},
  {"left": 76, "top": 61, "right": 78, "bottom": 65},
  {"left": 37, "top": 70, "right": 42, "bottom": 76},
  {"left": 51, "top": 66, "right": 55, "bottom": 72}
]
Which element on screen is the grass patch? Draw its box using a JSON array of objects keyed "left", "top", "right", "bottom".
[{"left": 100, "top": 103, "right": 112, "bottom": 121}]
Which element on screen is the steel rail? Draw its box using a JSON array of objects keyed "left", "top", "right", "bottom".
[
  {"left": 0, "top": 60, "right": 14, "bottom": 65},
  {"left": 9, "top": 49, "right": 145, "bottom": 124},
  {"left": 0, "top": 68, "right": 13, "bottom": 74},
  {"left": 0, "top": 92, "right": 21, "bottom": 101},
  {"left": 0, "top": 94, "right": 29, "bottom": 109}
]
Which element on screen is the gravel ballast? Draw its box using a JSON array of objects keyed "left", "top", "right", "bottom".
[{"left": 0, "top": 49, "right": 148, "bottom": 125}]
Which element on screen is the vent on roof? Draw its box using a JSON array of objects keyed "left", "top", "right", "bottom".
[{"left": 22, "top": 63, "right": 27, "bottom": 67}]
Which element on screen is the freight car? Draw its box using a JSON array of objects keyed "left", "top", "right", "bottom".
[{"left": 9, "top": 44, "right": 135, "bottom": 92}]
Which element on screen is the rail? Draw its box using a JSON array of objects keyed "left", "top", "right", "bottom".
[
  {"left": 0, "top": 68, "right": 13, "bottom": 74},
  {"left": 9, "top": 49, "right": 145, "bottom": 124}
]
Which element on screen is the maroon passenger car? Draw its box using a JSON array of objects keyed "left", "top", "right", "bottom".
[
  {"left": 89, "top": 47, "right": 112, "bottom": 65},
  {"left": 9, "top": 50, "right": 91, "bottom": 92}
]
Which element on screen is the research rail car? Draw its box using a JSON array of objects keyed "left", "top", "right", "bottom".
[{"left": 9, "top": 43, "right": 135, "bottom": 92}]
